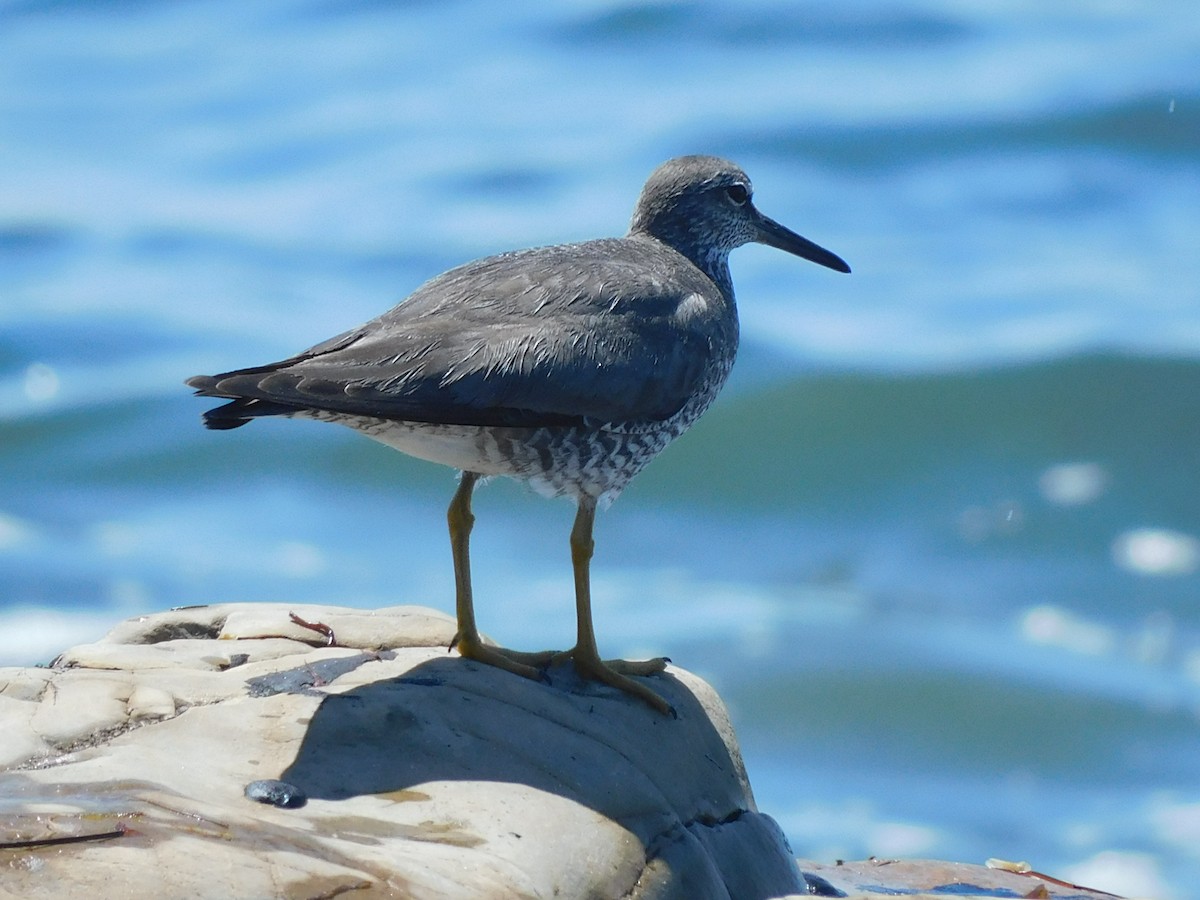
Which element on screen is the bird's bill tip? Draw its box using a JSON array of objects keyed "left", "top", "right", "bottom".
[{"left": 755, "top": 213, "right": 851, "bottom": 274}]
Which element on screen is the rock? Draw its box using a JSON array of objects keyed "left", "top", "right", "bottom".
[
  {"left": 792, "top": 857, "right": 1129, "bottom": 899},
  {"left": 0, "top": 603, "right": 805, "bottom": 899},
  {"left": 0, "top": 603, "right": 1130, "bottom": 900}
]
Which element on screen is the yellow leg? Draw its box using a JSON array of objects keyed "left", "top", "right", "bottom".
[
  {"left": 447, "top": 474, "right": 669, "bottom": 713},
  {"left": 564, "top": 498, "right": 672, "bottom": 715},
  {"left": 447, "top": 472, "right": 553, "bottom": 678}
]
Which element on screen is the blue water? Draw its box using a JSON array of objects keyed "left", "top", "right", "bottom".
[{"left": 3, "top": 2, "right": 1199, "bottom": 896}]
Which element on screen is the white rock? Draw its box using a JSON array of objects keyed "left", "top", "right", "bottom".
[{"left": 0, "top": 603, "right": 804, "bottom": 899}]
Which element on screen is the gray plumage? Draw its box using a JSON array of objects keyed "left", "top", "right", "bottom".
[
  {"left": 188, "top": 155, "right": 848, "bottom": 503},
  {"left": 191, "top": 238, "right": 725, "bottom": 429},
  {"left": 187, "top": 155, "right": 849, "bottom": 714}
]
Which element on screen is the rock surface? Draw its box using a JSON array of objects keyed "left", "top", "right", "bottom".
[
  {"left": 792, "top": 857, "right": 1129, "bottom": 899},
  {"left": 0, "top": 603, "right": 1129, "bottom": 900},
  {"left": 0, "top": 603, "right": 804, "bottom": 898}
]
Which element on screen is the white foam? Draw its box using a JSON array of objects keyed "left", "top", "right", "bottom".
[
  {"left": 1019, "top": 605, "right": 1115, "bottom": 657},
  {"left": 0, "top": 607, "right": 116, "bottom": 668},
  {"left": 775, "top": 799, "right": 941, "bottom": 863},
  {"left": 1061, "top": 850, "right": 1176, "bottom": 900},
  {"left": 1149, "top": 795, "right": 1200, "bottom": 857},
  {"left": 1112, "top": 528, "right": 1200, "bottom": 577},
  {"left": 1039, "top": 462, "right": 1108, "bottom": 507},
  {"left": 0, "top": 512, "right": 36, "bottom": 550}
]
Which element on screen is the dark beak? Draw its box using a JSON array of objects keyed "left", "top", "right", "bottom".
[{"left": 753, "top": 208, "right": 851, "bottom": 274}]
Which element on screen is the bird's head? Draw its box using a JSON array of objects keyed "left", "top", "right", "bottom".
[{"left": 629, "top": 155, "right": 850, "bottom": 277}]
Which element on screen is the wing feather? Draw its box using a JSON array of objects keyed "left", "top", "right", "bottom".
[{"left": 190, "top": 237, "right": 733, "bottom": 428}]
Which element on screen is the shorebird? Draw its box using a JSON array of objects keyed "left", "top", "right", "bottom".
[{"left": 188, "top": 155, "right": 850, "bottom": 714}]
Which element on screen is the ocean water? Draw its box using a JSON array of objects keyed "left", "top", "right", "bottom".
[{"left": 3, "top": 1, "right": 1199, "bottom": 896}]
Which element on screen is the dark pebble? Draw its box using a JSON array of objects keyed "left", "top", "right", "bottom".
[{"left": 244, "top": 779, "right": 307, "bottom": 808}]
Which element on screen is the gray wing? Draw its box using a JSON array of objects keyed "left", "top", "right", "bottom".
[{"left": 188, "top": 238, "right": 732, "bottom": 428}]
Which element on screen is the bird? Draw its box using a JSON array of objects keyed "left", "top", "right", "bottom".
[{"left": 187, "top": 155, "right": 850, "bottom": 715}]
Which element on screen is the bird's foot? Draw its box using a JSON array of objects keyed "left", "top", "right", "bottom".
[
  {"left": 450, "top": 631, "right": 554, "bottom": 681},
  {"left": 452, "top": 632, "right": 673, "bottom": 715},
  {"left": 554, "top": 647, "right": 674, "bottom": 716}
]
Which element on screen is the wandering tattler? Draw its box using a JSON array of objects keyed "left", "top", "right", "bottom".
[{"left": 187, "top": 155, "right": 850, "bottom": 715}]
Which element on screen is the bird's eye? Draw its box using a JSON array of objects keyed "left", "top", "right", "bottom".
[{"left": 724, "top": 184, "right": 749, "bottom": 206}]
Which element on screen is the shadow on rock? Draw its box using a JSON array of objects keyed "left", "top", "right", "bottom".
[{"left": 279, "top": 654, "right": 744, "bottom": 825}]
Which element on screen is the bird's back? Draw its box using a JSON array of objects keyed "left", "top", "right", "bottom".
[{"left": 190, "top": 233, "right": 739, "bottom": 432}]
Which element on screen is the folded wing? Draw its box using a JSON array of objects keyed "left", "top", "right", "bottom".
[{"left": 188, "top": 238, "right": 730, "bottom": 430}]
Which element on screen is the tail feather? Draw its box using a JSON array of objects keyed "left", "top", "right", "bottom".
[
  {"left": 187, "top": 374, "right": 299, "bottom": 430},
  {"left": 202, "top": 401, "right": 253, "bottom": 429},
  {"left": 185, "top": 374, "right": 221, "bottom": 393}
]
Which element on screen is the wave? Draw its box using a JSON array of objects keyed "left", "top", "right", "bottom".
[
  {"left": 647, "top": 352, "right": 1200, "bottom": 513},
  {"left": 8, "top": 351, "right": 1198, "bottom": 513},
  {"left": 728, "top": 92, "right": 1200, "bottom": 171}
]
